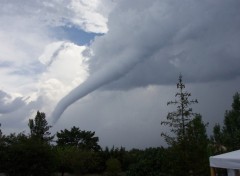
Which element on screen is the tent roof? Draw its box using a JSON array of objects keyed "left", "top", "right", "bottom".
[{"left": 210, "top": 150, "right": 240, "bottom": 169}]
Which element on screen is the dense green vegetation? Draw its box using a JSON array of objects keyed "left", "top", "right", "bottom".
[{"left": 0, "top": 75, "right": 239, "bottom": 176}]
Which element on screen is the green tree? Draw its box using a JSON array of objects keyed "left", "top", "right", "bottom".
[
  {"left": 185, "top": 115, "right": 209, "bottom": 175},
  {"left": 56, "top": 126, "right": 101, "bottom": 151},
  {"left": 211, "top": 92, "right": 240, "bottom": 152},
  {"left": 55, "top": 146, "right": 102, "bottom": 175},
  {"left": 55, "top": 146, "right": 78, "bottom": 176},
  {"left": 4, "top": 133, "right": 56, "bottom": 176},
  {"left": 210, "top": 124, "right": 226, "bottom": 154},
  {"left": 73, "top": 150, "right": 102, "bottom": 174},
  {"left": 126, "top": 147, "right": 167, "bottom": 176},
  {"left": 161, "top": 74, "right": 198, "bottom": 146},
  {"left": 161, "top": 75, "right": 210, "bottom": 176},
  {"left": 106, "top": 158, "right": 122, "bottom": 176},
  {"left": 222, "top": 92, "right": 240, "bottom": 151},
  {"left": 28, "top": 111, "right": 54, "bottom": 143}
]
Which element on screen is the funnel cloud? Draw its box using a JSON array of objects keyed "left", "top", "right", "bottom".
[{"left": 52, "top": 51, "right": 146, "bottom": 123}]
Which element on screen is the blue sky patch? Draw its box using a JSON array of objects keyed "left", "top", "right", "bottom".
[{"left": 53, "top": 26, "right": 103, "bottom": 46}]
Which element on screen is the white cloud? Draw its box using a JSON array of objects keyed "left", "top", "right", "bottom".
[
  {"left": 67, "top": 0, "right": 110, "bottom": 33},
  {"left": 0, "top": 0, "right": 114, "bottom": 34},
  {"left": 0, "top": 0, "right": 99, "bottom": 132},
  {"left": 0, "top": 15, "right": 51, "bottom": 94},
  {"left": 37, "top": 42, "right": 89, "bottom": 103},
  {"left": 0, "top": 0, "right": 114, "bottom": 95},
  {"left": 0, "top": 0, "right": 106, "bottom": 115},
  {"left": 0, "top": 40, "right": 91, "bottom": 132}
]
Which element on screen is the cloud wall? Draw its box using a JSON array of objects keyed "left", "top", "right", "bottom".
[{"left": 91, "top": 0, "right": 240, "bottom": 89}]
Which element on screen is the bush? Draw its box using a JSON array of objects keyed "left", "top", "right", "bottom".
[
  {"left": 126, "top": 148, "right": 166, "bottom": 176},
  {"left": 5, "top": 136, "right": 56, "bottom": 176},
  {"left": 106, "top": 158, "right": 122, "bottom": 176}
]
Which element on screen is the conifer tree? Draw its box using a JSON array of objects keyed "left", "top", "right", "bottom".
[
  {"left": 212, "top": 92, "right": 240, "bottom": 152},
  {"left": 161, "top": 74, "right": 198, "bottom": 145},
  {"left": 161, "top": 74, "right": 200, "bottom": 176}
]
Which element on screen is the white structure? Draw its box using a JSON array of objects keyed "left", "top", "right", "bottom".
[{"left": 210, "top": 150, "right": 240, "bottom": 176}]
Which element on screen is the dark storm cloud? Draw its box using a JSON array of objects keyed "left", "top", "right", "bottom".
[{"left": 90, "top": 0, "right": 240, "bottom": 89}]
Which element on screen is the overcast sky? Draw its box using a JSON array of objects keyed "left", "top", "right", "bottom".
[{"left": 0, "top": 0, "right": 240, "bottom": 149}]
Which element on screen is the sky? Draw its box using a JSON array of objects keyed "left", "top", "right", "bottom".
[{"left": 0, "top": 0, "right": 240, "bottom": 149}]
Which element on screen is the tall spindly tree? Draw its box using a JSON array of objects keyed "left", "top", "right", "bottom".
[
  {"left": 161, "top": 75, "right": 210, "bottom": 176},
  {"left": 28, "top": 111, "right": 54, "bottom": 143},
  {"left": 161, "top": 74, "right": 198, "bottom": 145}
]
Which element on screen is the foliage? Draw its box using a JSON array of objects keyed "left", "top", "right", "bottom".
[
  {"left": 126, "top": 147, "right": 167, "bottom": 176},
  {"left": 55, "top": 146, "right": 103, "bottom": 175},
  {"left": 211, "top": 92, "right": 240, "bottom": 153},
  {"left": 210, "top": 124, "right": 226, "bottom": 154},
  {"left": 101, "top": 146, "right": 131, "bottom": 171},
  {"left": 222, "top": 92, "right": 240, "bottom": 151},
  {"left": 55, "top": 146, "right": 78, "bottom": 175},
  {"left": 28, "top": 111, "right": 54, "bottom": 143},
  {"left": 72, "top": 150, "right": 102, "bottom": 174},
  {"left": 56, "top": 126, "right": 101, "bottom": 151},
  {"left": 106, "top": 158, "right": 122, "bottom": 176},
  {"left": 4, "top": 133, "right": 56, "bottom": 176},
  {"left": 185, "top": 115, "right": 210, "bottom": 175}
]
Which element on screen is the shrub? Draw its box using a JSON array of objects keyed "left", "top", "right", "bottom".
[{"left": 106, "top": 158, "right": 122, "bottom": 176}]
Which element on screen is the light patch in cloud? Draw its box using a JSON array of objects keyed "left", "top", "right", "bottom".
[{"left": 39, "top": 42, "right": 89, "bottom": 90}]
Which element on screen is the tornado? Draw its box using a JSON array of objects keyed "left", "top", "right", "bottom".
[{"left": 51, "top": 51, "right": 144, "bottom": 124}]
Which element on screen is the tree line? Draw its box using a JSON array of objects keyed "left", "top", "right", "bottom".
[{"left": 0, "top": 75, "right": 240, "bottom": 176}]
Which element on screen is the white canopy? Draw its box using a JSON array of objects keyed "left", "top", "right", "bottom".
[{"left": 210, "top": 150, "right": 240, "bottom": 169}]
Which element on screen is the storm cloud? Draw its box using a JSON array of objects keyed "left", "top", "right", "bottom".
[
  {"left": 52, "top": 0, "right": 240, "bottom": 122},
  {"left": 90, "top": 0, "right": 240, "bottom": 89}
]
